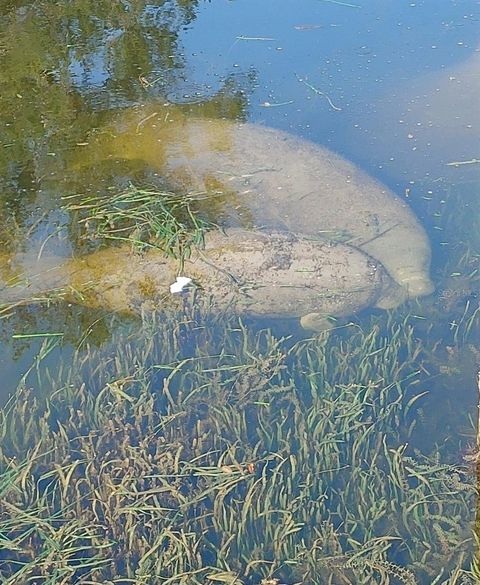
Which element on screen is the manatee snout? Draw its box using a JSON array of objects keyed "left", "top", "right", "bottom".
[
  {"left": 397, "top": 274, "right": 435, "bottom": 299},
  {"left": 408, "top": 277, "right": 435, "bottom": 298}
]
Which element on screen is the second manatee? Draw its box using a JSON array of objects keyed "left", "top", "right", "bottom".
[{"left": 0, "top": 229, "right": 397, "bottom": 330}]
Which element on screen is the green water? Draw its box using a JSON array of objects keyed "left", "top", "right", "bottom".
[{"left": 0, "top": 1, "right": 479, "bottom": 582}]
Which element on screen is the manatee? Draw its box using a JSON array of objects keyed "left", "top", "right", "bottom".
[
  {"left": 70, "top": 104, "right": 434, "bottom": 303},
  {"left": 345, "top": 46, "right": 480, "bottom": 182},
  {"left": 0, "top": 229, "right": 398, "bottom": 330}
]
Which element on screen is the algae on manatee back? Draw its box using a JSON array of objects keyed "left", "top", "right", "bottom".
[
  {"left": 70, "top": 104, "right": 434, "bottom": 302},
  {"left": 0, "top": 229, "right": 399, "bottom": 330}
]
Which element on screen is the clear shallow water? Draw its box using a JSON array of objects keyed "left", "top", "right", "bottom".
[{"left": 0, "top": 1, "right": 479, "bottom": 582}]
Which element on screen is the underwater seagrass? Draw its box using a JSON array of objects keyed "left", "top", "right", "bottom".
[
  {"left": 70, "top": 103, "right": 434, "bottom": 303},
  {"left": 0, "top": 228, "right": 400, "bottom": 331},
  {"left": 0, "top": 312, "right": 476, "bottom": 584}
]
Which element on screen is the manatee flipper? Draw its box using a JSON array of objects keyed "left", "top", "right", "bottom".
[
  {"left": 374, "top": 280, "right": 408, "bottom": 310},
  {"left": 300, "top": 313, "right": 332, "bottom": 332}
]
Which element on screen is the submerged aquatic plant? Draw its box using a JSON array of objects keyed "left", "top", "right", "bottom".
[
  {"left": 0, "top": 307, "right": 476, "bottom": 584},
  {"left": 64, "top": 186, "right": 216, "bottom": 268},
  {"left": 413, "top": 177, "right": 480, "bottom": 347}
]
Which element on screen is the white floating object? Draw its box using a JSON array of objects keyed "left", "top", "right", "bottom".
[{"left": 169, "top": 276, "right": 192, "bottom": 294}]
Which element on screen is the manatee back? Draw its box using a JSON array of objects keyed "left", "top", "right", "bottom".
[{"left": 191, "top": 229, "right": 390, "bottom": 320}]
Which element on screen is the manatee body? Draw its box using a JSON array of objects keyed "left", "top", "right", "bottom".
[
  {"left": 72, "top": 105, "right": 434, "bottom": 303},
  {"left": 0, "top": 229, "right": 396, "bottom": 330},
  {"left": 346, "top": 46, "right": 480, "bottom": 183}
]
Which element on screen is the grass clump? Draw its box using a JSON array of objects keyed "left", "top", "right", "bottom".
[
  {"left": 0, "top": 309, "right": 477, "bottom": 584},
  {"left": 63, "top": 186, "right": 215, "bottom": 267}
]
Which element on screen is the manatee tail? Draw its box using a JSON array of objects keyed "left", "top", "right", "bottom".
[{"left": 0, "top": 255, "right": 70, "bottom": 307}]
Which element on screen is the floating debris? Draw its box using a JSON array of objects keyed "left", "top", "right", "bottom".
[{"left": 169, "top": 275, "right": 192, "bottom": 293}]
